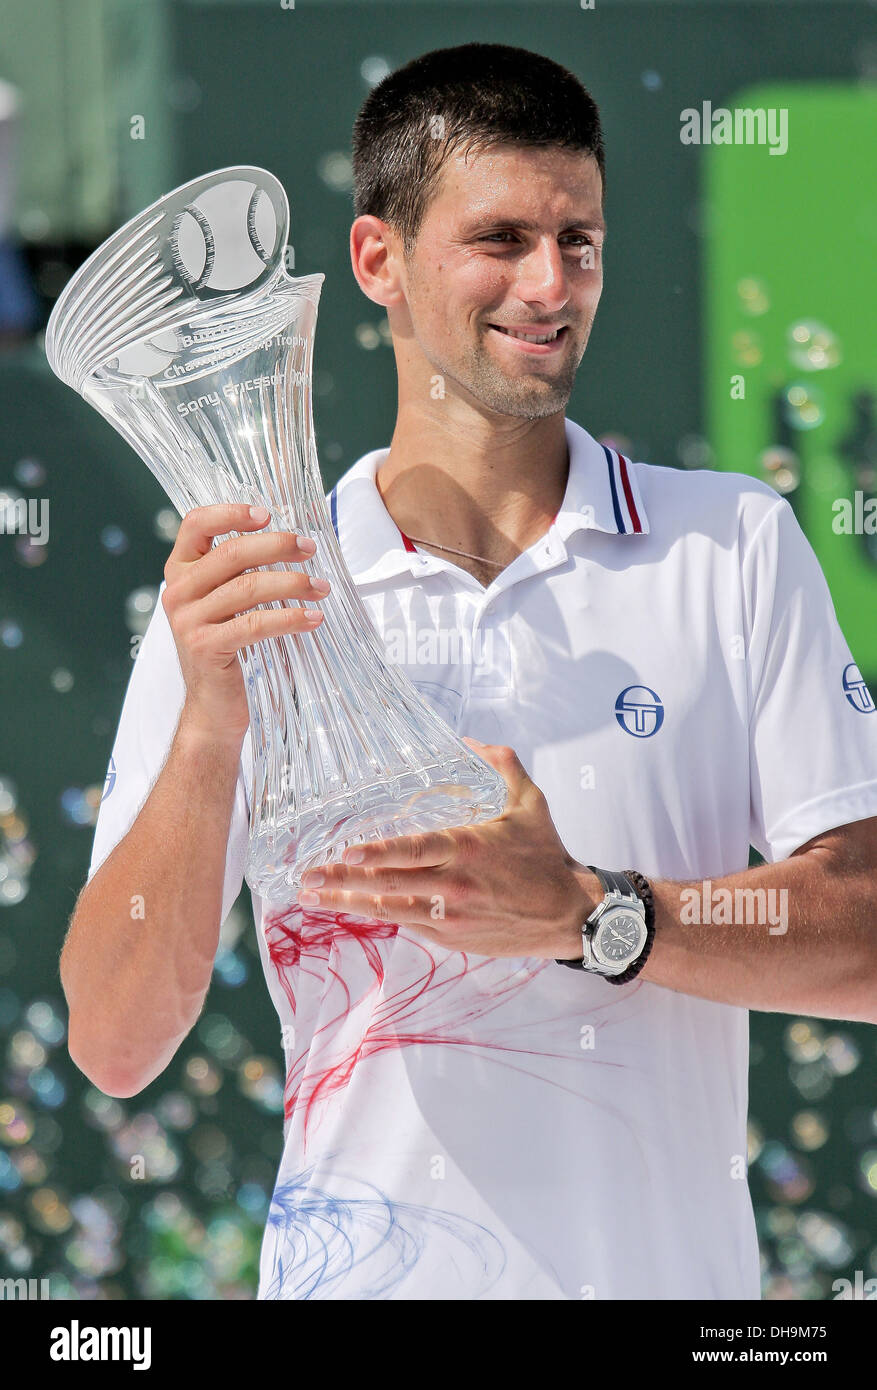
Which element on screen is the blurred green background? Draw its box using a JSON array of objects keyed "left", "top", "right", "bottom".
[{"left": 0, "top": 0, "right": 875, "bottom": 1300}]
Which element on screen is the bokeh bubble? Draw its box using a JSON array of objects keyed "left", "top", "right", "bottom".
[
  {"left": 732, "top": 329, "right": 763, "bottom": 367},
  {"left": 125, "top": 587, "right": 158, "bottom": 636},
  {"left": 14, "top": 457, "right": 46, "bottom": 487},
  {"left": 676, "top": 434, "right": 715, "bottom": 470},
  {"left": 759, "top": 445, "right": 800, "bottom": 494},
  {"left": 100, "top": 525, "right": 129, "bottom": 556},
  {"left": 153, "top": 508, "right": 179, "bottom": 544},
  {"left": 787, "top": 320, "right": 841, "bottom": 371},
  {"left": 50, "top": 668, "right": 74, "bottom": 693},
  {"left": 737, "top": 277, "right": 770, "bottom": 315},
  {"left": 783, "top": 382, "right": 825, "bottom": 430}
]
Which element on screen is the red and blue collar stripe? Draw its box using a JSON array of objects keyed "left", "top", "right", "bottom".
[{"left": 602, "top": 445, "right": 643, "bottom": 534}]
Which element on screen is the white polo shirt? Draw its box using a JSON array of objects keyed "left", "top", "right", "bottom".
[{"left": 87, "top": 415, "right": 877, "bottom": 1300}]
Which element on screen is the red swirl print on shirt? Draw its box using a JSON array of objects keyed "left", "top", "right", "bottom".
[{"left": 262, "top": 902, "right": 642, "bottom": 1159}]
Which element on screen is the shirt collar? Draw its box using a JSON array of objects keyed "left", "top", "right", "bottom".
[{"left": 327, "top": 416, "right": 650, "bottom": 585}]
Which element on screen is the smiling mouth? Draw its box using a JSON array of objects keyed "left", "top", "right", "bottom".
[{"left": 490, "top": 325, "right": 568, "bottom": 344}]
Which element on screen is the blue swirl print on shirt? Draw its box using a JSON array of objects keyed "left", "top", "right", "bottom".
[{"left": 261, "top": 1163, "right": 508, "bottom": 1300}]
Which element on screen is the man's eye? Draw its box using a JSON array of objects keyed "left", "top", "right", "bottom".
[{"left": 479, "top": 233, "right": 599, "bottom": 249}]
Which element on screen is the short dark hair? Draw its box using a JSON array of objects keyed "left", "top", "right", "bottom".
[{"left": 351, "top": 43, "right": 605, "bottom": 257}]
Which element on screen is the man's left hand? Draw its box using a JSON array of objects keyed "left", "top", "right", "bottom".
[{"left": 297, "top": 738, "right": 594, "bottom": 960}]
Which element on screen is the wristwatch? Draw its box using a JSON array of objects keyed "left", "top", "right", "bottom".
[{"left": 556, "top": 867, "right": 655, "bottom": 984}]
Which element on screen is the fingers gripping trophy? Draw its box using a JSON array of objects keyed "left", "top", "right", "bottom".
[{"left": 45, "top": 167, "right": 507, "bottom": 902}]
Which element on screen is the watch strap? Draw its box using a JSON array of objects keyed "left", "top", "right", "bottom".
[
  {"left": 592, "top": 865, "right": 638, "bottom": 902},
  {"left": 603, "top": 869, "right": 656, "bottom": 985}
]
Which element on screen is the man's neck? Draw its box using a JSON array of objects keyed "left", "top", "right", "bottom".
[{"left": 374, "top": 408, "right": 571, "bottom": 571}]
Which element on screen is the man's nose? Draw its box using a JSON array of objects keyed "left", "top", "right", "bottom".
[{"left": 514, "top": 239, "right": 572, "bottom": 308}]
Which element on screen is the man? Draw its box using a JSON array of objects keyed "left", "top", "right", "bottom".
[{"left": 63, "top": 43, "right": 877, "bottom": 1301}]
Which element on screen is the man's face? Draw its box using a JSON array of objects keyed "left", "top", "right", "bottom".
[{"left": 393, "top": 144, "right": 605, "bottom": 419}]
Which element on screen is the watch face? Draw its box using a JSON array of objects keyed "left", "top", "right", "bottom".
[{"left": 594, "top": 909, "right": 644, "bottom": 965}]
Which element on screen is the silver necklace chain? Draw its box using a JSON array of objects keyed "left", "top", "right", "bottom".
[{"left": 403, "top": 534, "right": 507, "bottom": 567}]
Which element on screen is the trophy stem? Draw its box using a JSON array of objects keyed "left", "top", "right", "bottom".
[{"left": 239, "top": 350, "right": 503, "bottom": 898}]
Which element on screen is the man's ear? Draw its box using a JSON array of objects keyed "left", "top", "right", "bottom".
[{"left": 349, "top": 215, "right": 407, "bottom": 309}]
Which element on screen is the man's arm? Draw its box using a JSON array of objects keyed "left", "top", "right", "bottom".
[
  {"left": 62, "top": 716, "right": 246, "bottom": 1098},
  {"left": 631, "top": 814, "right": 877, "bottom": 1022},
  {"left": 295, "top": 744, "right": 877, "bottom": 1026}
]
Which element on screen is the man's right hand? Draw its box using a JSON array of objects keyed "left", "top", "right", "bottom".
[{"left": 162, "top": 503, "right": 331, "bottom": 746}]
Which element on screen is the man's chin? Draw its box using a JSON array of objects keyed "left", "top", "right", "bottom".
[
  {"left": 433, "top": 353, "right": 575, "bottom": 419},
  {"left": 475, "top": 375, "right": 574, "bottom": 420}
]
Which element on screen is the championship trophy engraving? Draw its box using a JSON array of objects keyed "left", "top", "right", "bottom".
[{"left": 45, "top": 167, "right": 507, "bottom": 900}]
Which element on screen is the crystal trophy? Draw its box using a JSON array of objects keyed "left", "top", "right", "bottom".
[{"left": 45, "top": 167, "right": 507, "bottom": 901}]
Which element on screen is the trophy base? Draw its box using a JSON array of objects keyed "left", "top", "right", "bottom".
[{"left": 244, "top": 761, "right": 505, "bottom": 903}]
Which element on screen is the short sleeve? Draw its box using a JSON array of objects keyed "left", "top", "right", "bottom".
[
  {"left": 743, "top": 497, "right": 877, "bottom": 861},
  {"left": 86, "top": 580, "right": 250, "bottom": 927}
]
